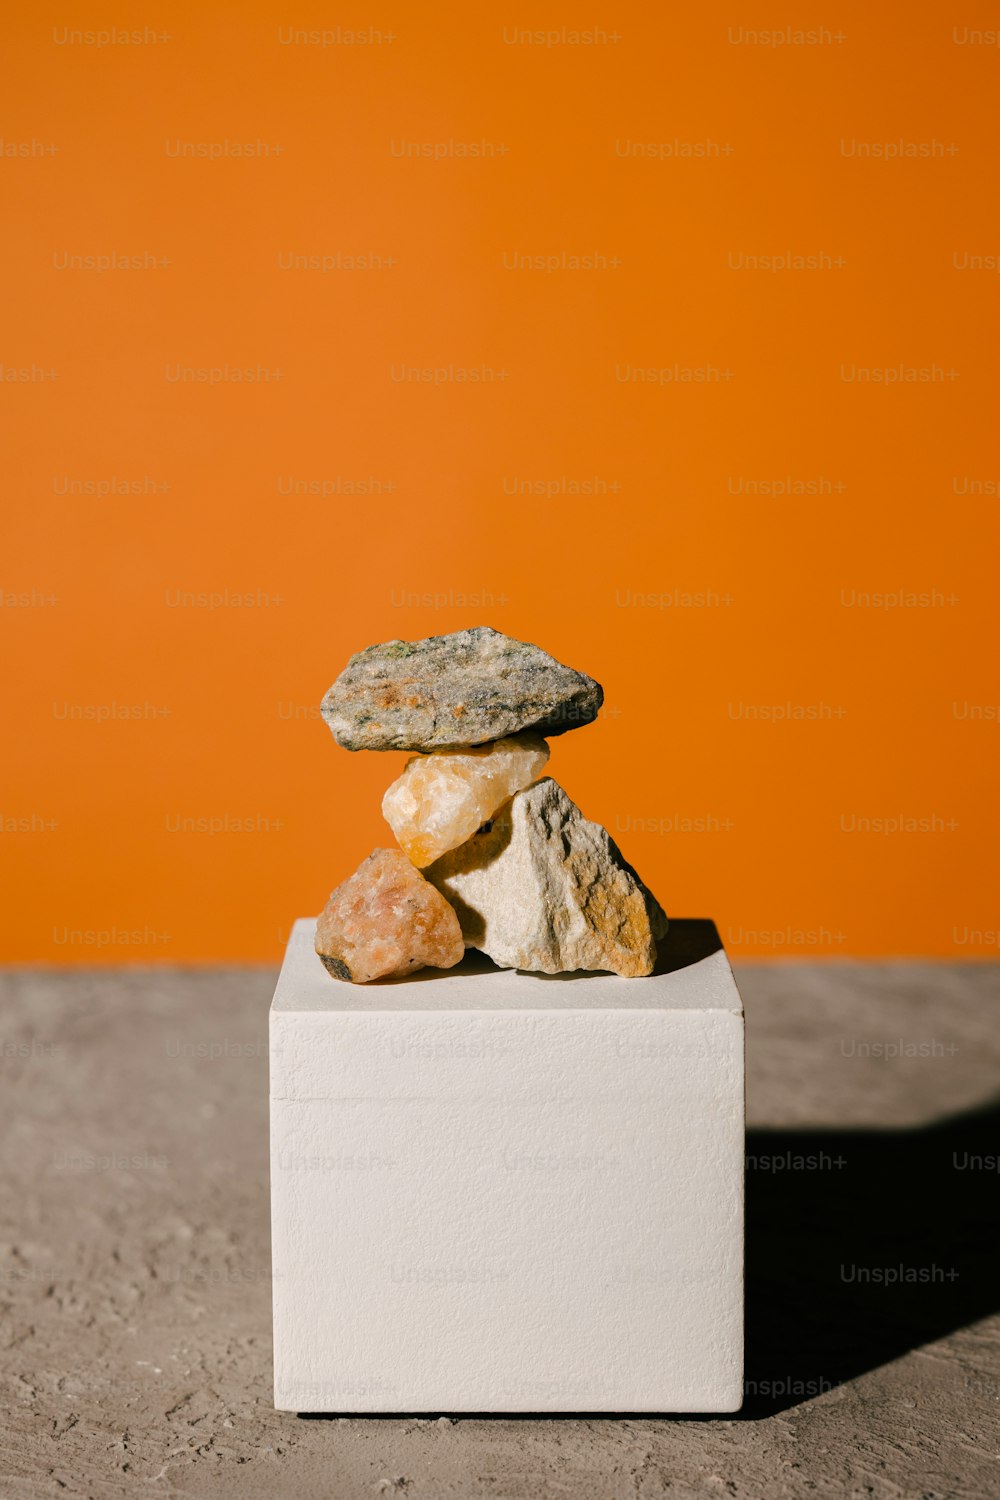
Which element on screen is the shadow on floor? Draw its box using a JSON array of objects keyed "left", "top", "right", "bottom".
[
  {"left": 301, "top": 1096, "right": 1000, "bottom": 1425},
  {"left": 737, "top": 1094, "right": 1000, "bottom": 1417}
]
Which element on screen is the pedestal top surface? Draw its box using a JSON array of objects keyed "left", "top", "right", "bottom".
[{"left": 272, "top": 917, "right": 741, "bottom": 1015}]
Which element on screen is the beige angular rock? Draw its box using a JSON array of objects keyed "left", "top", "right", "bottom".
[
  {"left": 426, "top": 778, "right": 668, "bottom": 977},
  {"left": 382, "top": 732, "right": 550, "bottom": 868},
  {"left": 315, "top": 848, "right": 464, "bottom": 983}
]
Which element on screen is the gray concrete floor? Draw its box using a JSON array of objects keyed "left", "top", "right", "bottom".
[{"left": 1, "top": 961, "right": 998, "bottom": 1499}]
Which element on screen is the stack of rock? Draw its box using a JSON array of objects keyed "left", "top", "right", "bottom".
[{"left": 314, "top": 626, "right": 667, "bottom": 983}]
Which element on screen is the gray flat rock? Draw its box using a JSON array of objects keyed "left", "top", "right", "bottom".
[{"left": 321, "top": 625, "right": 603, "bottom": 751}]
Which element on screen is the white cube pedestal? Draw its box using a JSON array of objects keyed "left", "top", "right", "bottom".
[{"left": 270, "top": 918, "right": 744, "bottom": 1413}]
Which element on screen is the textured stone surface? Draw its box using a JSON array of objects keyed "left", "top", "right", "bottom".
[
  {"left": 382, "top": 732, "right": 550, "bottom": 867},
  {"left": 315, "top": 848, "right": 464, "bottom": 983},
  {"left": 321, "top": 626, "right": 603, "bottom": 751},
  {"left": 427, "top": 778, "right": 668, "bottom": 977},
  {"left": 1, "top": 962, "right": 997, "bottom": 1498}
]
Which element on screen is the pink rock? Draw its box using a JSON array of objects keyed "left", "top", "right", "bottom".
[{"left": 315, "top": 848, "right": 464, "bottom": 984}]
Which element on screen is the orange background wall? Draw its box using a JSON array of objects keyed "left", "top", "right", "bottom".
[{"left": 4, "top": 2, "right": 998, "bottom": 963}]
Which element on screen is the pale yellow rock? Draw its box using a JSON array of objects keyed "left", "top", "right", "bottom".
[{"left": 382, "top": 732, "right": 550, "bottom": 867}]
